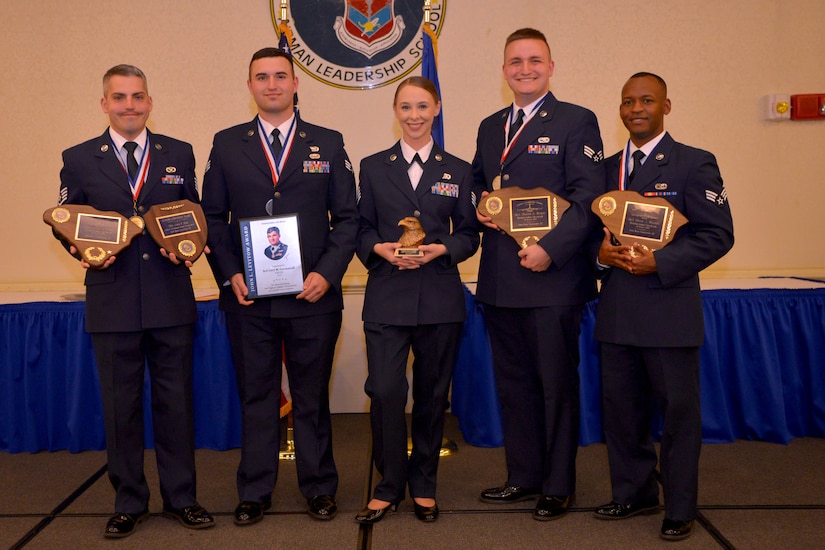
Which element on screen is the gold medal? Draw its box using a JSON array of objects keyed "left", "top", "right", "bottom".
[
  {"left": 492, "top": 175, "right": 502, "bottom": 191},
  {"left": 130, "top": 216, "right": 145, "bottom": 230}
]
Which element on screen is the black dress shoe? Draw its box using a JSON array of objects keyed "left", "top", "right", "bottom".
[
  {"left": 308, "top": 495, "right": 337, "bottom": 520},
  {"left": 593, "top": 498, "right": 660, "bottom": 520},
  {"left": 354, "top": 501, "right": 399, "bottom": 524},
  {"left": 234, "top": 500, "right": 271, "bottom": 526},
  {"left": 104, "top": 509, "right": 149, "bottom": 538},
  {"left": 533, "top": 494, "right": 573, "bottom": 521},
  {"left": 162, "top": 504, "right": 215, "bottom": 529},
  {"left": 413, "top": 502, "right": 439, "bottom": 522},
  {"left": 479, "top": 484, "right": 541, "bottom": 503},
  {"left": 660, "top": 518, "right": 694, "bottom": 541}
]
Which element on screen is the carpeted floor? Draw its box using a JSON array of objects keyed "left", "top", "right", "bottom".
[{"left": 2, "top": 414, "right": 823, "bottom": 549}]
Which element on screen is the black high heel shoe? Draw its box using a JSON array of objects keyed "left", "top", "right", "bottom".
[
  {"left": 355, "top": 500, "right": 400, "bottom": 524},
  {"left": 414, "top": 501, "right": 439, "bottom": 522}
]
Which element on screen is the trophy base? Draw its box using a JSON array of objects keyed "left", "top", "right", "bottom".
[
  {"left": 394, "top": 248, "right": 423, "bottom": 257},
  {"left": 407, "top": 437, "right": 458, "bottom": 457},
  {"left": 279, "top": 426, "right": 296, "bottom": 461}
]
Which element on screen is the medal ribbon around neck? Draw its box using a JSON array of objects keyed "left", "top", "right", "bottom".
[
  {"left": 499, "top": 91, "right": 551, "bottom": 166},
  {"left": 114, "top": 136, "right": 150, "bottom": 200},
  {"left": 619, "top": 140, "right": 635, "bottom": 191},
  {"left": 257, "top": 115, "right": 297, "bottom": 187}
]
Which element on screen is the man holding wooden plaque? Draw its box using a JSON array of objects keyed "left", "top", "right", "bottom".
[
  {"left": 592, "top": 73, "right": 734, "bottom": 541},
  {"left": 471, "top": 28, "right": 606, "bottom": 521},
  {"left": 55, "top": 64, "right": 213, "bottom": 537}
]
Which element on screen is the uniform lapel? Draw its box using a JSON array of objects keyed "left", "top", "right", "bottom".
[
  {"left": 242, "top": 118, "right": 275, "bottom": 181},
  {"left": 385, "top": 142, "right": 420, "bottom": 207},
  {"left": 415, "top": 144, "right": 446, "bottom": 200},
  {"left": 96, "top": 130, "right": 132, "bottom": 195},
  {"left": 492, "top": 109, "right": 509, "bottom": 154},
  {"left": 632, "top": 133, "right": 673, "bottom": 192}
]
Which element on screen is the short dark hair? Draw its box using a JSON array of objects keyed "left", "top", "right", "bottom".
[
  {"left": 504, "top": 28, "right": 551, "bottom": 58},
  {"left": 249, "top": 47, "right": 293, "bottom": 78},
  {"left": 103, "top": 64, "right": 147, "bottom": 95},
  {"left": 628, "top": 72, "right": 668, "bottom": 95},
  {"left": 394, "top": 76, "right": 440, "bottom": 105},
  {"left": 267, "top": 226, "right": 280, "bottom": 235}
]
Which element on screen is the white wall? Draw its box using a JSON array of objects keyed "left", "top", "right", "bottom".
[{"left": 2, "top": 1, "right": 825, "bottom": 291}]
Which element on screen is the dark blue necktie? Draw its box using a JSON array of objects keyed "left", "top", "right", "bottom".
[
  {"left": 508, "top": 109, "right": 525, "bottom": 144},
  {"left": 123, "top": 141, "right": 139, "bottom": 179},
  {"left": 270, "top": 129, "right": 282, "bottom": 159},
  {"left": 628, "top": 150, "right": 646, "bottom": 184}
]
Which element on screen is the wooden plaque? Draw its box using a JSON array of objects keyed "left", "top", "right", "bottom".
[
  {"left": 142, "top": 200, "right": 208, "bottom": 262},
  {"left": 44, "top": 205, "right": 143, "bottom": 268},
  {"left": 591, "top": 190, "right": 688, "bottom": 252},
  {"left": 477, "top": 186, "right": 571, "bottom": 249}
]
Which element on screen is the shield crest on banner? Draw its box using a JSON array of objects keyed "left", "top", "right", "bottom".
[
  {"left": 334, "top": 0, "right": 404, "bottom": 59},
  {"left": 272, "top": 0, "right": 447, "bottom": 90}
]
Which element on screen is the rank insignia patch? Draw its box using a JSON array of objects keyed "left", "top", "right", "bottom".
[
  {"left": 584, "top": 145, "right": 603, "bottom": 164},
  {"left": 705, "top": 187, "right": 728, "bottom": 206}
]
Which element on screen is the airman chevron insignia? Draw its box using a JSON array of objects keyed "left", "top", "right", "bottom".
[
  {"left": 705, "top": 187, "right": 728, "bottom": 206},
  {"left": 583, "top": 145, "right": 604, "bottom": 164}
]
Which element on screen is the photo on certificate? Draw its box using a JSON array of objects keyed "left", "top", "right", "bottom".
[{"left": 239, "top": 213, "right": 304, "bottom": 299}]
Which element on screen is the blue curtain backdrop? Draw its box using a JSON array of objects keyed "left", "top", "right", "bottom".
[
  {"left": 2, "top": 288, "right": 825, "bottom": 453},
  {"left": 450, "top": 287, "right": 825, "bottom": 447},
  {"left": 0, "top": 301, "right": 241, "bottom": 453}
]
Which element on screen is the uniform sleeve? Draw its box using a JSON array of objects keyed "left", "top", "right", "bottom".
[
  {"left": 439, "top": 163, "right": 481, "bottom": 267},
  {"left": 59, "top": 150, "right": 87, "bottom": 206},
  {"left": 539, "top": 108, "right": 606, "bottom": 269},
  {"left": 355, "top": 158, "right": 383, "bottom": 270},
  {"left": 654, "top": 151, "right": 734, "bottom": 287},
  {"left": 182, "top": 143, "right": 199, "bottom": 204},
  {"left": 201, "top": 135, "right": 239, "bottom": 286},
  {"left": 310, "top": 132, "right": 359, "bottom": 290},
  {"left": 54, "top": 151, "right": 86, "bottom": 256},
  {"left": 471, "top": 121, "right": 491, "bottom": 209}
]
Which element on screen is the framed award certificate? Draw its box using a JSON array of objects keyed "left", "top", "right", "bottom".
[{"left": 239, "top": 214, "right": 304, "bottom": 298}]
